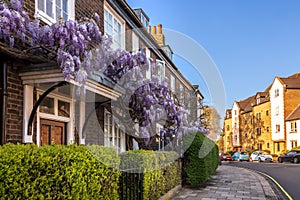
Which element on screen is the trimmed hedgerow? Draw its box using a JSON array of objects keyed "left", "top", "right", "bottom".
[
  {"left": 0, "top": 143, "right": 120, "bottom": 200},
  {"left": 119, "top": 150, "right": 181, "bottom": 200},
  {"left": 182, "top": 132, "right": 219, "bottom": 186}
]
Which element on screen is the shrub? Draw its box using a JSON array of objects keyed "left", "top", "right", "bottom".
[
  {"left": 0, "top": 143, "right": 120, "bottom": 200},
  {"left": 182, "top": 132, "right": 219, "bottom": 186}
]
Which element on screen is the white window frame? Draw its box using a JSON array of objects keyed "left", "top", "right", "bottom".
[
  {"left": 291, "top": 121, "right": 297, "bottom": 132},
  {"left": 104, "top": 108, "right": 125, "bottom": 153},
  {"left": 132, "top": 32, "right": 139, "bottom": 53},
  {"left": 104, "top": 2, "right": 125, "bottom": 50},
  {"left": 35, "top": 0, "right": 75, "bottom": 25},
  {"left": 156, "top": 59, "right": 165, "bottom": 81},
  {"left": 291, "top": 140, "right": 298, "bottom": 148},
  {"left": 36, "top": 90, "right": 74, "bottom": 146},
  {"left": 275, "top": 106, "right": 279, "bottom": 115},
  {"left": 170, "top": 75, "right": 175, "bottom": 92},
  {"left": 145, "top": 48, "right": 151, "bottom": 79}
]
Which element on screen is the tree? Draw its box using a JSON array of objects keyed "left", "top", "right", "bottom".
[
  {"left": 0, "top": 0, "right": 204, "bottom": 150},
  {"left": 201, "top": 106, "right": 221, "bottom": 141}
]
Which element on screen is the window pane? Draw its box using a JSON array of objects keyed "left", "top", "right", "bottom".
[
  {"left": 46, "top": 0, "right": 53, "bottom": 17},
  {"left": 40, "top": 97, "right": 55, "bottom": 114},
  {"left": 58, "top": 100, "right": 70, "bottom": 117},
  {"left": 38, "top": 0, "right": 45, "bottom": 11}
]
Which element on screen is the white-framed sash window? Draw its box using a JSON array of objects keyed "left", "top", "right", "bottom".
[{"left": 36, "top": 0, "right": 75, "bottom": 25}]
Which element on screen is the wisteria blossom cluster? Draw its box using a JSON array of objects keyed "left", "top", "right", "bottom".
[
  {"left": 0, "top": 0, "right": 106, "bottom": 85},
  {"left": 0, "top": 0, "right": 205, "bottom": 149}
]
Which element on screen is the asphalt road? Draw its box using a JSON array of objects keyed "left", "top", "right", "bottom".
[{"left": 223, "top": 161, "right": 300, "bottom": 199}]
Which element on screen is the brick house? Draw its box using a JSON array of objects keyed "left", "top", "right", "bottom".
[{"left": 0, "top": 0, "right": 203, "bottom": 152}]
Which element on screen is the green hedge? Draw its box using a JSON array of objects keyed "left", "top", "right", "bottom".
[
  {"left": 0, "top": 143, "right": 120, "bottom": 200},
  {"left": 119, "top": 150, "right": 181, "bottom": 200},
  {"left": 183, "top": 132, "right": 219, "bottom": 186}
]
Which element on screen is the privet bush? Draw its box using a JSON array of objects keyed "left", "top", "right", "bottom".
[
  {"left": 119, "top": 150, "right": 181, "bottom": 200},
  {"left": 0, "top": 143, "right": 120, "bottom": 200},
  {"left": 183, "top": 132, "right": 219, "bottom": 186}
]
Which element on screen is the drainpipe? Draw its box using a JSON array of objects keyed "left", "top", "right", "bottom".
[{"left": 0, "top": 58, "right": 7, "bottom": 145}]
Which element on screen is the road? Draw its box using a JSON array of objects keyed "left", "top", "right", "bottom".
[{"left": 223, "top": 161, "right": 300, "bottom": 199}]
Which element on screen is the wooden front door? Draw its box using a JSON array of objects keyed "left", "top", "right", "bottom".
[{"left": 40, "top": 119, "right": 65, "bottom": 145}]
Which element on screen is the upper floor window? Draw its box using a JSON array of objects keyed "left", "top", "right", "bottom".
[
  {"left": 276, "top": 124, "right": 280, "bottom": 133},
  {"left": 291, "top": 121, "right": 297, "bottom": 132},
  {"left": 274, "top": 88, "right": 279, "bottom": 98},
  {"left": 104, "top": 3, "right": 125, "bottom": 50},
  {"left": 234, "top": 110, "right": 237, "bottom": 115},
  {"left": 256, "top": 97, "right": 260, "bottom": 105},
  {"left": 226, "top": 125, "right": 230, "bottom": 131},
  {"left": 266, "top": 110, "right": 269, "bottom": 116},
  {"left": 275, "top": 106, "right": 279, "bottom": 115},
  {"left": 132, "top": 32, "right": 139, "bottom": 52},
  {"left": 156, "top": 60, "right": 165, "bottom": 81},
  {"left": 36, "top": 0, "right": 74, "bottom": 25},
  {"left": 170, "top": 75, "right": 175, "bottom": 92}
]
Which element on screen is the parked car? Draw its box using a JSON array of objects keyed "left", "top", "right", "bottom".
[
  {"left": 256, "top": 152, "right": 273, "bottom": 162},
  {"left": 250, "top": 151, "right": 273, "bottom": 162},
  {"left": 278, "top": 150, "right": 300, "bottom": 163},
  {"left": 250, "top": 151, "right": 260, "bottom": 161},
  {"left": 220, "top": 153, "right": 233, "bottom": 161},
  {"left": 232, "top": 152, "right": 250, "bottom": 161}
]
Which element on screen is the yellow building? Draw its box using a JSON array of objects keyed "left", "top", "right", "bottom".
[
  {"left": 223, "top": 109, "right": 233, "bottom": 152},
  {"left": 252, "top": 92, "right": 273, "bottom": 154}
]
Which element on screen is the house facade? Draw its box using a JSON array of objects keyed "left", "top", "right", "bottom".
[
  {"left": 222, "top": 73, "right": 300, "bottom": 155},
  {"left": 0, "top": 0, "right": 203, "bottom": 152}
]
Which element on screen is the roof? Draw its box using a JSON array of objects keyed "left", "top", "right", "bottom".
[
  {"left": 286, "top": 104, "right": 300, "bottom": 121},
  {"left": 238, "top": 95, "right": 256, "bottom": 113},
  {"left": 255, "top": 91, "right": 270, "bottom": 104},
  {"left": 276, "top": 72, "right": 300, "bottom": 89}
]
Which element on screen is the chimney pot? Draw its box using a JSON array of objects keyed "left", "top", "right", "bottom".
[{"left": 158, "top": 24, "right": 162, "bottom": 34}]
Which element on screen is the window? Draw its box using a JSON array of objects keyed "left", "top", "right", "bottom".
[
  {"left": 234, "top": 110, "right": 237, "bottom": 115},
  {"left": 234, "top": 122, "right": 237, "bottom": 129},
  {"left": 234, "top": 135, "right": 237, "bottom": 142},
  {"left": 140, "top": 14, "right": 149, "bottom": 28},
  {"left": 275, "top": 106, "right": 279, "bottom": 115},
  {"left": 145, "top": 48, "right": 151, "bottom": 79},
  {"left": 267, "top": 142, "right": 270, "bottom": 148},
  {"left": 258, "top": 143, "right": 262, "bottom": 150},
  {"left": 275, "top": 89, "right": 280, "bottom": 97},
  {"left": 170, "top": 75, "right": 175, "bottom": 92},
  {"left": 256, "top": 128, "right": 261, "bottom": 135},
  {"left": 266, "top": 126, "right": 269, "bottom": 132},
  {"left": 36, "top": 0, "right": 74, "bottom": 24},
  {"left": 226, "top": 125, "right": 230, "bottom": 131},
  {"left": 291, "top": 121, "right": 297, "bottom": 132},
  {"left": 276, "top": 124, "right": 280, "bottom": 133},
  {"left": 156, "top": 60, "right": 165, "bottom": 81},
  {"left": 266, "top": 110, "right": 269, "bottom": 116},
  {"left": 104, "top": 109, "right": 124, "bottom": 153},
  {"left": 277, "top": 143, "right": 280, "bottom": 151},
  {"left": 291, "top": 140, "right": 298, "bottom": 149},
  {"left": 104, "top": 5, "right": 125, "bottom": 50},
  {"left": 256, "top": 113, "right": 261, "bottom": 120},
  {"left": 179, "top": 84, "right": 184, "bottom": 105},
  {"left": 40, "top": 97, "right": 55, "bottom": 115},
  {"left": 256, "top": 98, "right": 260, "bottom": 105},
  {"left": 132, "top": 32, "right": 139, "bottom": 52}
]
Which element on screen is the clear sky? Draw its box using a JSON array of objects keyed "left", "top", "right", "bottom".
[{"left": 127, "top": 0, "right": 300, "bottom": 117}]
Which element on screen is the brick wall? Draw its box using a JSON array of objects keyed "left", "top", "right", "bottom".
[
  {"left": 23, "top": 0, "right": 35, "bottom": 20},
  {"left": 5, "top": 61, "right": 23, "bottom": 144},
  {"left": 75, "top": 0, "right": 104, "bottom": 34}
]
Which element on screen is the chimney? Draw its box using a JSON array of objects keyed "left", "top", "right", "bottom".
[
  {"left": 148, "top": 25, "right": 151, "bottom": 34},
  {"left": 151, "top": 26, "right": 157, "bottom": 35},
  {"left": 157, "top": 24, "right": 162, "bottom": 34},
  {"left": 151, "top": 24, "right": 165, "bottom": 46}
]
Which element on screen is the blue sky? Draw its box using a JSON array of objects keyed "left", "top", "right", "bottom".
[{"left": 127, "top": 0, "right": 300, "bottom": 117}]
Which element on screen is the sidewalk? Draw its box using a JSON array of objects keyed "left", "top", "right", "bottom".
[{"left": 170, "top": 165, "right": 278, "bottom": 200}]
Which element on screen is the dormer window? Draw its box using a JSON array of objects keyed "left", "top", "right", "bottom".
[
  {"left": 36, "top": 0, "right": 75, "bottom": 25},
  {"left": 256, "top": 97, "right": 260, "bottom": 104},
  {"left": 133, "top": 8, "right": 150, "bottom": 28}
]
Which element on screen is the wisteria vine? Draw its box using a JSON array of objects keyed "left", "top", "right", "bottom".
[{"left": 0, "top": 0, "right": 205, "bottom": 149}]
